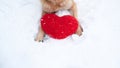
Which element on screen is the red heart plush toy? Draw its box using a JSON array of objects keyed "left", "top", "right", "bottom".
[{"left": 41, "top": 14, "right": 78, "bottom": 39}]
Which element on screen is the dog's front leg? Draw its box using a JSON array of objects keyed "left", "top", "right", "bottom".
[
  {"left": 70, "top": 1, "right": 83, "bottom": 36},
  {"left": 35, "top": 11, "right": 46, "bottom": 42}
]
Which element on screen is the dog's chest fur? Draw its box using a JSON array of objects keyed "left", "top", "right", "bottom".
[{"left": 42, "top": 0, "right": 73, "bottom": 13}]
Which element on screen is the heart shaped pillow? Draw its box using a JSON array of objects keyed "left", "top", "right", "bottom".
[{"left": 41, "top": 14, "right": 78, "bottom": 39}]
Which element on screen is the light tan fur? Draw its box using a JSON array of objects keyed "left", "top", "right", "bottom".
[{"left": 35, "top": 0, "right": 83, "bottom": 42}]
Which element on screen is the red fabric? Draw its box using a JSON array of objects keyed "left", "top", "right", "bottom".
[{"left": 41, "top": 14, "right": 78, "bottom": 39}]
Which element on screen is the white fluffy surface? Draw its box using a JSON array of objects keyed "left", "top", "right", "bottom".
[{"left": 0, "top": 0, "right": 120, "bottom": 68}]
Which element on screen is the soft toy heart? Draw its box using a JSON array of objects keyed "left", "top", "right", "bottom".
[{"left": 41, "top": 14, "right": 78, "bottom": 39}]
